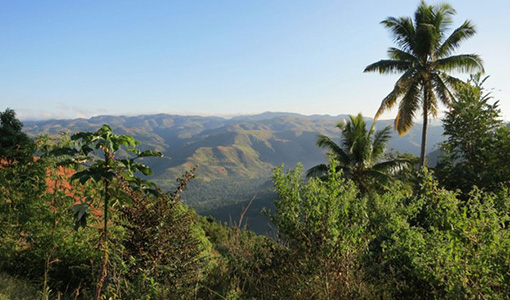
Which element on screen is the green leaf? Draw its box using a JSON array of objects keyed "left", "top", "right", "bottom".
[
  {"left": 138, "top": 149, "right": 163, "bottom": 158},
  {"left": 71, "top": 200, "right": 89, "bottom": 230}
]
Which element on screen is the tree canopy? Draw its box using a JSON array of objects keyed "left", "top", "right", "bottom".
[{"left": 0, "top": 108, "right": 34, "bottom": 165}]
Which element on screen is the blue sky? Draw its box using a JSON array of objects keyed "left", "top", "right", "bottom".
[{"left": 1, "top": 0, "right": 509, "bottom": 120}]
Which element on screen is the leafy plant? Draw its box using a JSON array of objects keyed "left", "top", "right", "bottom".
[{"left": 54, "top": 124, "right": 162, "bottom": 300}]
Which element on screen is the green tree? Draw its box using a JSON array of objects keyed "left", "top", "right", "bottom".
[
  {"left": 364, "top": 1, "right": 484, "bottom": 167},
  {"left": 55, "top": 124, "right": 162, "bottom": 300},
  {"left": 435, "top": 74, "right": 510, "bottom": 192},
  {"left": 307, "top": 113, "right": 410, "bottom": 193},
  {"left": 0, "top": 108, "right": 34, "bottom": 165}
]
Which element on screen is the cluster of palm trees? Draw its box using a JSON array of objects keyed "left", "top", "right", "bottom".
[{"left": 308, "top": 1, "right": 483, "bottom": 189}]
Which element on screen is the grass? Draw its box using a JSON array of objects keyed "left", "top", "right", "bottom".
[{"left": 0, "top": 273, "right": 39, "bottom": 300}]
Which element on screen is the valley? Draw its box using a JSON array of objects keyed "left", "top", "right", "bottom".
[{"left": 24, "top": 112, "right": 445, "bottom": 233}]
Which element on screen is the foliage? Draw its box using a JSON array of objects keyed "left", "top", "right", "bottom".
[
  {"left": 364, "top": 1, "right": 484, "bottom": 166},
  {"left": 435, "top": 74, "right": 510, "bottom": 193},
  {"left": 197, "top": 216, "right": 288, "bottom": 300},
  {"left": 271, "top": 164, "right": 510, "bottom": 299},
  {"left": 53, "top": 124, "right": 162, "bottom": 299},
  {"left": 307, "top": 114, "right": 411, "bottom": 193},
  {"left": 0, "top": 133, "right": 101, "bottom": 299},
  {"left": 0, "top": 108, "right": 35, "bottom": 165},
  {"left": 368, "top": 169, "right": 510, "bottom": 299},
  {"left": 118, "top": 167, "right": 211, "bottom": 300},
  {"left": 1, "top": 120, "right": 212, "bottom": 299},
  {"left": 272, "top": 163, "right": 375, "bottom": 299}
]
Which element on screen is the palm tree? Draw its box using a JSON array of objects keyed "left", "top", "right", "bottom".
[
  {"left": 307, "top": 114, "right": 410, "bottom": 193},
  {"left": 364, "top": 1, "right": 484, "bottom": 167}
]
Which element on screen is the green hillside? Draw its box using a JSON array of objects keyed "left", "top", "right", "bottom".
[
  {"left": 24, "top": 112, "right": 445, "bottom": 233},
  {"left": 24, "top": 112, "right": 445, "bottom": 183}
]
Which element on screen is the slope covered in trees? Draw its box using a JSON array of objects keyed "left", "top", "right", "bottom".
[{"left": 23, "top": 113, "right": 444, "bottom": 214}]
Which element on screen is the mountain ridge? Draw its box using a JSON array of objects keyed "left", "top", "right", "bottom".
[
  {"left": 23, "top": 111, "right": 447, "bottom": 233},
  {"left": 24, "top": 112, "right": 445, "bottom": 183}
]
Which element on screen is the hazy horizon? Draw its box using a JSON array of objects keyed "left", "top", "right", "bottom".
[{"left": 19, "top": 110, "right": 450, "bottom": 127}]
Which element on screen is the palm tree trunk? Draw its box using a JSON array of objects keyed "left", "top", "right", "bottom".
[{"left": 419, "top": 88, "right": 428, "bottom": 167}]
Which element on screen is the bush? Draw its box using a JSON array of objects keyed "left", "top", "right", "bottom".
[
  {"left": 368, "top": 169, "right": 510, "bottom": 299},
  {"left": 270, "top": 163, "right": 375, "bottom": 299}
]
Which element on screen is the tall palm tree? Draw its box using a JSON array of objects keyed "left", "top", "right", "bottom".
[
  {"left": 364, "top": 1, "right": 484, "bottom": 167},
  {"left": 307, "top": 114, "right": 410, "bottom": 193}
]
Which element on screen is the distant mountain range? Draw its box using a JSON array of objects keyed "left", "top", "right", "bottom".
[
  {"left": 24, "top": 112, "right": 446, "bottom": 233},
  {"left": 24, "top": 112, "right": 445, "bottom": 181}
]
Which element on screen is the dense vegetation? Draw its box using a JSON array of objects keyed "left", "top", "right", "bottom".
[{"left": 2, "top": 2, "right": 510, "bottom": 299}]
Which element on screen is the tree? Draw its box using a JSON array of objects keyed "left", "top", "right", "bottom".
[
  {"left": 54, "top": 124, "right": 162, "bottom": 300},
  {"left": 0, "top": 108, "right": 34, "bottom": 165},
  {"left": 307, "top": 114, "right": 410, "bottom": 193},
  {"left": 364, "top": 1, "right": 484, "bottom": 167},
  {"left": 435, "top": 74, "right": 510, "bottom": 192}
]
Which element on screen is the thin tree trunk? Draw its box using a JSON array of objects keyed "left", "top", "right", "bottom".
[
  {"left": 419, "top": 88, "right": 429, "bottom": 167},
  {"left": 95, "top": 181, "right": 109, "bottom": 300}
]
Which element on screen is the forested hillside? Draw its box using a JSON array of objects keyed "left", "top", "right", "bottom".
[
  {"left": 23, "top": 113, "right": 444, "bottom": 233},
  {"left": 24, "top": 113, "right": 445, "bottom": 181}
]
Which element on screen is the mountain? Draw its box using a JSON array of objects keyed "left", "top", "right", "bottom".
[{"left": 24, "top": 112, "right": 446, "bottom": 233}]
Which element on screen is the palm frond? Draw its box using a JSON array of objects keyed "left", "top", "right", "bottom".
[
  {"left": 374, "top": 69, "right": 418, "bottom": 119},
  {"left": 372, "top": 158, "right": 412, "bottom": 175},
  {"left": 316, "top": 134, "right": 350, "bottom": 164},
  {"left": 395, "top": 80, "right": 421, "bottom": 135},
  {"left": 306, "top": 164, "right": 329, "bottom": 178},
  {"left": 435, "top": 54, "right": 484, "bottom": 73},
  {"left": 364, "top": 60, "right": 412, "bottom": 74},
  {"left": 415, "top": 22, "right": 440, "bottom": 57},
  {"left": 387, "top": 47, "right": 418, "bottom": 62},
  {"left": 432, "top": 73, "right": 455, "bottom": 106},
  {"left": 435, "top": 20, "right": 476, "bottom": 58},
  {"left": 340, "top": 115, "right": 359, "bottom": 154},
  {"left": 381, "top": 17, "right": 416, "bottom": 52},
  {"left": 372, "top": 126, "right": 392, "bottom": 160},
  {"left": 413, "top": 1, "right": 445, "bottom": 56},
  {"left": 432, "top": 3, "right": 455, "bottom": 37},
  {"left": 364, "top": 169, "right": 393, "bottom": 186},
  {"left": 434, "top": 3, "right": 456, "bottom": 16}
]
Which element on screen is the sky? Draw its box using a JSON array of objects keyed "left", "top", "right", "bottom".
[{"left": 1, "top": 0, "right": 509, "bottom": 121}]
